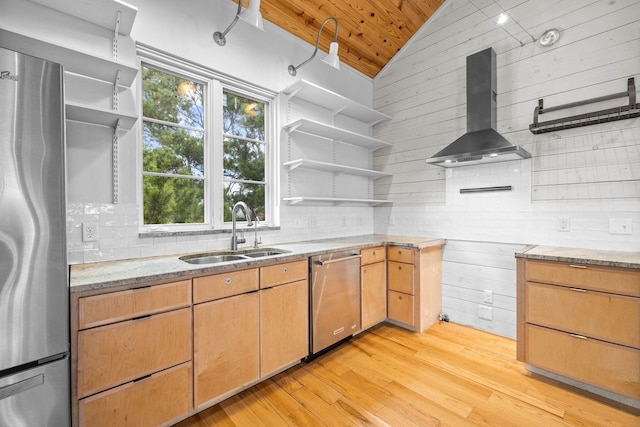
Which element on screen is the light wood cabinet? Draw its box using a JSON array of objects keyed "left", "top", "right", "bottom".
[
  {"left": 194, "top": 291, "right": 260, "bottom": 409},
  {"left": 78, "top": 280, "right": 191, "bottom": 329},
  {"left": 193, "top": 268, "right": 259, "bottom": 303},
  {"left": 73, "top": 279, "right": 193, "bottom": 427},
  {"left": 260, "top": 279, "right": 308, "bottom": 376},
  {"left": 78, "top": 362, "right": 192, "bottom": 427},
  {"left": 260, "top": 259, "right": 307, "bottom": 289},
  {"left": 386, "top": 245, "right": 441, "bottom": 332},
  {"left": 361, "top": 246, "right": 386, "bottom": 329},
  {"left": 517, "top": 256, "right": 640, "bottom": 401}
]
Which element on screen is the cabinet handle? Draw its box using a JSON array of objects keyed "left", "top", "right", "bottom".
[
  {"left": 570, "top": 287, "right": 587, "bottom": 293},
  {"left": 569, "top": 264, "right": 587, "bottom": 269},
  {"left": 225, "top": 278, "right": 232, "bottom": 285},
  {"left": 570, "top": 333, "right": 587, "bottom": 340},
  {"left": 283, "top": 267, "right": 288, "bottom": 273},
  {"left": 398, "top": 295, "right": 403, "bottom": 300}
]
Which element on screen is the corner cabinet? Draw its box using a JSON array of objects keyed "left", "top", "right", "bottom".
[
  {"left": 0, "top": 0, "right": 139, "bottom": 204},
  {"left": 280, "top": 80, "right": 393, "bottom": 206},
  {"left": 516, "top": 255, "right": 640, "bottom": 403},
  {"left": 387, "top": 245, "right": 442, "bottom": 332}
]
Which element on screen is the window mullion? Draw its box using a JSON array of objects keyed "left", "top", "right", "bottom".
[{"left": 210, "top": 80, "right": 224, "bottom": 228}]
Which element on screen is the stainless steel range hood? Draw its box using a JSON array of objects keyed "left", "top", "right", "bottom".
[{"left": 426, "top": 47, "right": 530, "bottom": 167}]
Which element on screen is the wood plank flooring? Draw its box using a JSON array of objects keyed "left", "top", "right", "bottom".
[{"left": 175, "top": 322, "right": 640, "bottom": 426}]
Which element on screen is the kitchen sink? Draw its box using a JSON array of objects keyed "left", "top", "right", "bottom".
[
  {"left": 180, "top": 254, "right": 247, "bottom": 265},
  {"left": 179, "top": 248, "right": 290, "bottom": 265},
  {"left": 242, "top": 249, "right": 289, "bottom": 258}
]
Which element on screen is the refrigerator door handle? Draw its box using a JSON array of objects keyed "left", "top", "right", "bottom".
[{"left": 0, "top": 374, "right": 44, "bottom": 401}]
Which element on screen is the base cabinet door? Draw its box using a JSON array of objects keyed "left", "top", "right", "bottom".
[
  {"left": 78, "top": 362, "right": 192, "bottom": 427},
  {"left": 260, "top": 280, "right": 309, "bottom": 377},
  {"left": 194, "top": 292, "right": 259, "bottom": 408},
  {"left": 361, "top": 261, "right": 386, "bottom": 329}
]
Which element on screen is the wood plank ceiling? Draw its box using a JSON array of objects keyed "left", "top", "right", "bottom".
[{"left": 253, "top": 0, "right": 446, "bottom": 78}]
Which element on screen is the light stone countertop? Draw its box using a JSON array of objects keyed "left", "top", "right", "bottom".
[
  {"left": 70, "top": 234, "right": 446, "bottom": 293},
  {"left": 515, "top": 245, "right": 640, "bottom": 270}
]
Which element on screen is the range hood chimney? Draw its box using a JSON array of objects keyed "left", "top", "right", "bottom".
[{"left": 426, "top": 47, "right": 530, "bottom": 167}]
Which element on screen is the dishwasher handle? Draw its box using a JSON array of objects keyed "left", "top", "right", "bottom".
[{"left": 313, "top": 254, "right": 361, "bottom": 266}]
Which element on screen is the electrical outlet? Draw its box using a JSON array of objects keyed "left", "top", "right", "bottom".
[
  {"left": 308, "top": 216, "right": 317, "bottom": 228},
  {"left": 557, "top": 217, "right": 570, "bottom": 231},
  {"left": 483, "top": 290, "right": 493, "bottom": 304},
  {"left": 355, "top": 216, "right": 362, "bottom": 226},
  {"left": 341, "top": 216, "right": 347, "bottom": 227},
  {"left": 82, "top": 222, "right": 98, "bottom": 242},
  {"left": 478, "top": 305, "right": 493, "bottom": 321},
  {"left": 609, "top": 218, "right": 632, "bottom": 235},
  {"left": 388, "top": 215, "right": 395, "bottom": 226}
]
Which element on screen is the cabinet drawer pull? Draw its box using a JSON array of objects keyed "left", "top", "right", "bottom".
[
  {"left": 283, "top": 267, "right": 288, "bottom": 273},
  {"left": 570, "top": 333, "right": 587, "bottom": 340},
  {"left": 133, "top": 374, "right": 152, "bottom": 383},
  {"left": 569, "top": 264, "right": 587, "bottom": 269},
  {"left": 569, "top": 287, "right": 587, "bottom": 292},
  {"left": 225, "top": 278, "right": 232, "bottom": 285},
  {"left": 398, "top": 295, "right": 403, "bottom": 300}
]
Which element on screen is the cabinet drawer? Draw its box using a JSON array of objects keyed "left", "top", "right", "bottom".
[
  {"left": 387, "top": 246, "right": 414, "bottom": 264},
  {"left": 77, "top": 308, "right": 191, "bottom": 398},
  {"left": 193, "top": 268, "right": 258, "bottom": 303},
  {"left": 78, "top": 362, "right": 192, "bottom": 427},
  {"left": 260, "top": 259, "right": 307, "bottom": 289},
  {"left": 78, "top": 280, "right": 191, "bottom": 329},
  {"left": 388, "top": 290, "right": 414, "bottom": 326},
  {"left": 525, "top": 260, "right": 640, "bottom": 297},
  {"left": 525, "top": 324, "right": 640, "bottom": 400},
  {"left": 526, "top": 282, "right": 640, "bottom": 348},
  {"left": 361, "top": 246, "right": 385, "bottom": 265},
  {"left": 388, "top": 261, "right": 414, "bottom": 294}
]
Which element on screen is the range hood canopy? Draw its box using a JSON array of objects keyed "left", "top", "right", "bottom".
[{"left": 426, "top": 47, "right": 531, "bottom": 168}]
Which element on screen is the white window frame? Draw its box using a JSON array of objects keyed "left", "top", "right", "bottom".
[{"left": 137, "top": 45, "right": 279, "bottom": 232}]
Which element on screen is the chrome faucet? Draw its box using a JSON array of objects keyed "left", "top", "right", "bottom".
[
  {"left": 253, "top": 214, "right": 262, "bottom": 248},
  {"left": 231, "top": 201, "right": 252, "bottom": 250}
]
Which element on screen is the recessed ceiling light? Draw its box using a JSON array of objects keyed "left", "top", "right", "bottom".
[{"left": 496, "top": 13, "right": 508, "bottom": 25}]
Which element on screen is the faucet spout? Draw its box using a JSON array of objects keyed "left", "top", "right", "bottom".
[{"left": 231, "top": 201, "right": 252, "bottom": 250}]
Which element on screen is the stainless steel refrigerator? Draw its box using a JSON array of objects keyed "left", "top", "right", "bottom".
[{"left": 0, "top": 46, "right": 70, "bottom": 426}]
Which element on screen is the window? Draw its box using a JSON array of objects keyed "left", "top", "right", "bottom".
[{"left": 140, "top": 56, "right": 275, "bottom": 230}]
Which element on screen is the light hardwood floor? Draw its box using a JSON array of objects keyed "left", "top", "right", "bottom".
[{"left": 175, "top": 322, "right": 640, "bottom": 426}]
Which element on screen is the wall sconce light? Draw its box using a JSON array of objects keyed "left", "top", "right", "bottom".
[
  {"left": 213, "top": 0, "right": 264, "bottom": 46},
  {"left": 288, "top": 17, "right": 340, "bottom": 76}
]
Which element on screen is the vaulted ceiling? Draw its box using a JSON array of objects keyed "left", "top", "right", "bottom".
[{"left": 252, "top": 0, "right": 447, "bottom": 78}]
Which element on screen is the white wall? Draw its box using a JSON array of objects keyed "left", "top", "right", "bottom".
[
  {"left": 0, "top": 0, "right": 380, "bottom": 264},
  {"left": 373, "top": 0, "right": 640, "bottom": 338}
]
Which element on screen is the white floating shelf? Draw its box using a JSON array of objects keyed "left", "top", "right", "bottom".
[
  {"left": 283, "top": 159, "right": 391, "bottom": 179},
  {"left": 66, "top": 102, "right": 137, "bottom": 131},
  {"left": 283, "top": 118, "right": 391, "bottom": 151},
  {"left": 282, "top": 80, "right": 391, "bottom": 126},
  {"left": 0, "top": 28, "right": 138, "bottom": 87},
  {"left": 283, "top": 197, "right": 392, "bottom": 206},
  {"left": 28, "top": 0, "right": 137, "bottom": 36}
]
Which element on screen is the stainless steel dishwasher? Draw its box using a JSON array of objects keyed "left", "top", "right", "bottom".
[{"left": 308, "top": 250, "right": 362, "bottom": 359}]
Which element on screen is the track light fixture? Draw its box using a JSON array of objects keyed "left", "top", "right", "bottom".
[
  {"left": 213, "top": 0, "right": 264, "bottom": 46},
  {"left": 288, "top": 17, "right": 340, "bottom": 76}
]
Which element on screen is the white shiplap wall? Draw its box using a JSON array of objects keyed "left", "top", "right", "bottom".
[{"left": 373, "top": 0, "right": 640, "bottom": 337}]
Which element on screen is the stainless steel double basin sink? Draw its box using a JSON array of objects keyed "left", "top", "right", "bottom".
[{"left": 179, "top": 248, "right": 290, "bottom": 265}]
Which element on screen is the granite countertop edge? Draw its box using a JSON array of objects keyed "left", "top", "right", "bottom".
[
  {"left": 515, "top": 245, "right": 640, "bottom": 270},
  {"left": 70, "top": 235, "right": 446, "bottom": 293}
]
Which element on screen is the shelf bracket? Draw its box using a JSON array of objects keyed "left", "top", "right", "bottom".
[
  {"left": 112, "top": 10, "right": 121, "bottom": 62},
  {"left": 112, "top": 69, "right": 121, "bottom": 111},
  {"left": 112, "top": 119, "right": 121, "bottom": 204},
  {"left": 529, "top": 77, "right": 639, "bottom": 134},
  {"left": 283, "top": 122, "right": 303, "bottom": 133}
]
